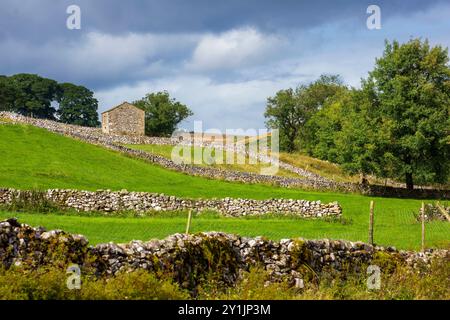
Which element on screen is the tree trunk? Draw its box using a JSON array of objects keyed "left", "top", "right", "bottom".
[{"left": 405, "top": 172, "right": 414, "bottom": 190}]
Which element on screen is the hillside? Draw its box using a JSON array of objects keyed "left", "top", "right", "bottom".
[
  {"left": 0, "top": 123, "right": 310, "bottom": 199},
  {"left": 128, "top": 143, "right": 359, "bottom": 183},
  {"left": 127, "top": 144, "right": 299, "bottom": 178},
  {"left": 0, "top": 122, "right": 449, "bottom": 250}
]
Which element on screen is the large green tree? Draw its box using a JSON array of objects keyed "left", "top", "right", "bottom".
[
  {"left": 340, "top": 39, "right": 450, "bottom": 189},
  {"left": 304, "top": 88, "right": 387, "bottom": 184},
  {"left": 264, "top": 75, "right": 346, "bottom": 152},
  {"left": 57, "top": 83, "right": 99, "bottom": 127},
  {"left": 304, "top": 88, "right": 350, "bottom": 161},
  {"left": 134, "top": 91, "right": 193, "bottom": 136},
  {"left": 0, "top": 76, "right": 21, "bottom": 111},
  {"left": 334, "top": 88, "right": 389, "bottom": 181},
  {"left": 8, "top": 74, "right": 60, "bottom": 119}
]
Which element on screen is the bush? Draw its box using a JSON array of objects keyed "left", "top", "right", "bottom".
[
  {"left": 0, "top": 258, "right": 448, "bottom": 300},
  {"left": 198, "top": 259, "right": 450, "bottom": 300},
  {"left": 198, "top": 267, "right": 301, "bottom": 300},
  {"left": 0, "top": 266, "right": 188, "bottom": 300}
]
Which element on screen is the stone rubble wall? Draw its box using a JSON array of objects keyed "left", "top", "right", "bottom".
[
  {"left": 0, "top": 188, "right": 342, "bottom": 218},
  {"left": 1, "top": 218, "right": 448, "bottom": 289}
]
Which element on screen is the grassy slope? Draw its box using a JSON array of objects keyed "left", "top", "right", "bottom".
[
  {"left": 279, "top": 152, "right": 357, "bottom": 183},
  {"left": 127, "top": 144, "right": 298, "bottom": 178},
  {"left": 0, "top": 124, "right": 448, "bottom": 249},
  {"left": 128, "top": 144, "right": 363, "bottom": 183},
  {"left": 0, "top": 124, "right": 307, "bottom": 199}
]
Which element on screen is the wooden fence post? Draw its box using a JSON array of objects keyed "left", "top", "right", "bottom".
[
  {"left": 421, "top": 202, "right": 425, "bottom": 252},
  {"left": 369, "top": 200, "right": 374, "bottom": 245},
  {"left": 185, "top": 210, "right": 193, "bottom": 235}
]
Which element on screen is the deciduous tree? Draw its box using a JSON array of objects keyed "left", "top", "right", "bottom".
[
  {"left": 57, "top": 83, "right": 100, "bottom": 127},
  {"left": 265, "top": 75, "right": 345, "bottom": 152},
  {"left": 134, "top": 91, "right": 193, "bottom": 136},
  {"left": 360, "top": 39, "right": 450, "bottom": 189},
  {"left": 8, "top": 73, "right": 60, "bottom": 119}
]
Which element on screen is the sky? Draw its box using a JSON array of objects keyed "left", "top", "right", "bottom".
[{"left": 1, "top": 0, "right": 450, "bottom": 131}]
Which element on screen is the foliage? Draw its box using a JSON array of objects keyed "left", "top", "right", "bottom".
[
  {"left": 333, "top": 89, "right": 388, "bottom": 179},
  {"left": 0, "top": 76, "right": 21, "bottom": 111},
  {"left": 57, "top": 83, "right": 99, "bottom": 127},
  {"left": 304, "top": 89, "right": 350, "bottom": 161},
  {"left": 359, "top": 39, "right": 450, "bottom": 189},
  {"left": 134, "top": 91, "right": 193, "bottom": 136},
  {"left": 0, "top": 74, "right": 100, "bottom": 126},
  {"left": 202, "top": 259, "right": 450, "bottom": 300},
  {"left": 1, "top": 258, "right": 447, "bottom": 300},
  {"left": 264, "top": 75, "right": 346, "bottom": 152},
  {"left": 199, "top": 267, "right": 300, "bottom": 300},
  {"left": 8, "top": 73, "right": 60, "bottom": 119},
  {"left": 0, "top": 266, "right": 188, "bottom": 300}
]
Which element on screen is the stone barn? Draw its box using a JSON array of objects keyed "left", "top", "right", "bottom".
[{"left": 101, "top": 102, "right": 145, "bottom": 136}]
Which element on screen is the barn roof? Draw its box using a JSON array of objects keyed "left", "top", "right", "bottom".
[{"left": 101, "top": 102, "right": 144, "bottom": 114}]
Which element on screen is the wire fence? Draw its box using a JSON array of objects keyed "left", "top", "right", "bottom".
[
  {"left": 374, "top": 200, "right": 450, "bottom": 250},
  {"left": 2, "top": 200, "right": 448, "bottom": 251}
]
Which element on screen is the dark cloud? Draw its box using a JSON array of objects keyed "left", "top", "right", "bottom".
[{"left": 0, "top": 0, "right": 444, "bottom": 40}]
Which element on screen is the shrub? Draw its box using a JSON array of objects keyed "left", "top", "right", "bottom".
[
  {"left": 1, "top": 258, "right": 449, "bottom": 300},
  {"left": 198, "top": 258, "right": 450, "bottom": 300},
  {"left": 0, "top": 266, "right": 189, "bottom": 300}
]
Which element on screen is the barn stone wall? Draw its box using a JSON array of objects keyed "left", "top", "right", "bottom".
[{"left": 102, "top": 103, "right": 145, "bottom": 136}]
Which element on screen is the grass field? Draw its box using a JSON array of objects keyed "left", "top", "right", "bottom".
[
  {"left": 1, "top": 209, "right": 448, "bottom": 250},
  {"left": 0, "top": 123, "right": 449, "bottom": 250}
]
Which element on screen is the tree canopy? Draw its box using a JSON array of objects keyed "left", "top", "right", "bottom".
[
  {"left": 57, "top": 83, "right": 99, "bottom": 127},
  {"left": 0, "top": 74, "right": 100, "bottom": 127},
  {"left": 8, "top": 73, "right": 60, "bottom": 119},
  {"left": 358, "top": 39, "right": 450, "bottom": 189},
  {"left": 264, "top": 75, "right": 346, "bottom": 152},
  {"left": 134, "top": 91, "right": 193, "bottom": 137},
  {"left": 0, "top": 76, "right": 21, "bottom": 112}
]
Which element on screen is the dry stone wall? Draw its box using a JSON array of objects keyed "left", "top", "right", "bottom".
[
  {"left": 0, "top": 188, "right": 342, "bottom": 218},
  {"left": 1, "top": 218, "right": 447, "bottom": 290}
]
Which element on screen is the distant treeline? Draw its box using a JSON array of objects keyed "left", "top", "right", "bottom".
[
  {"left": 265, "top": 39, "right": 450, "bottom": 189},
  {"left": 0, "top": 74, "right": 99, "bottom": 127}
]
